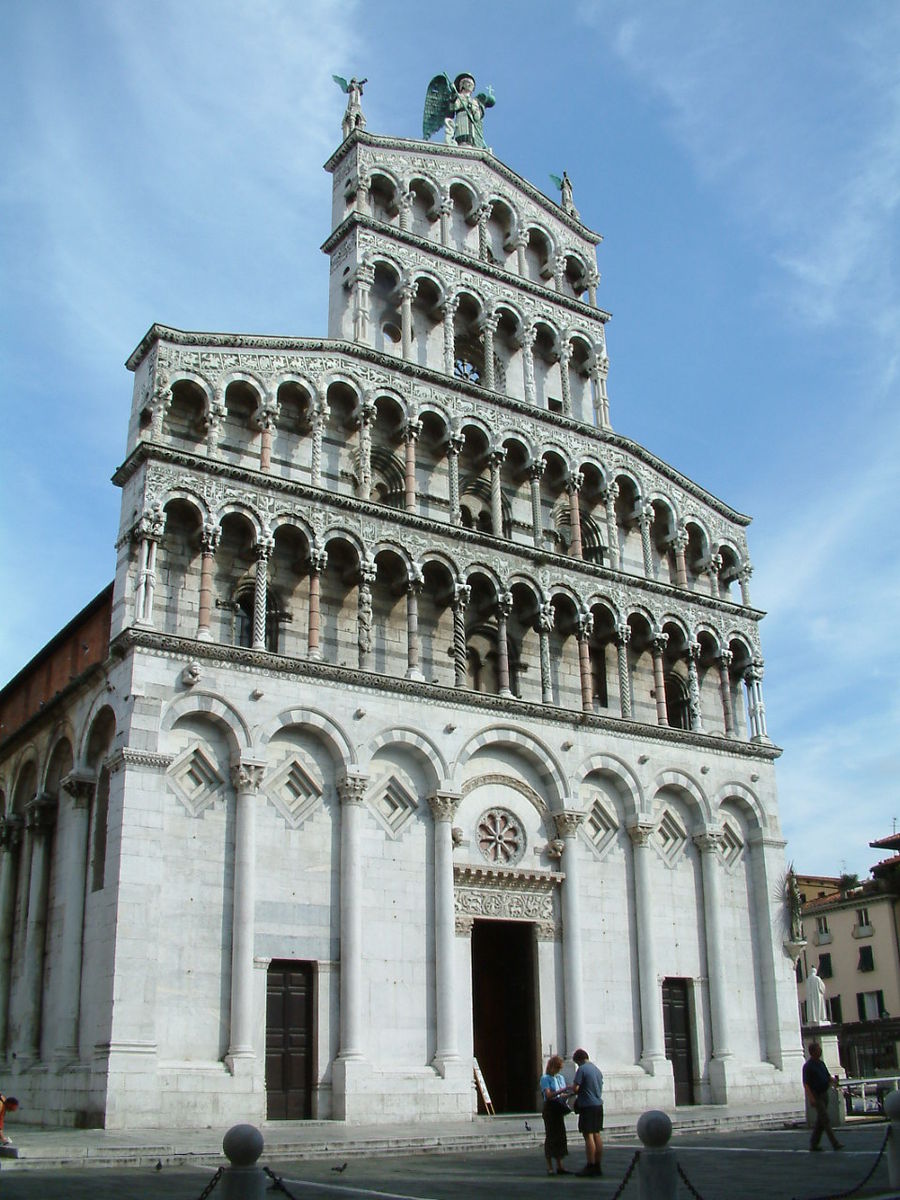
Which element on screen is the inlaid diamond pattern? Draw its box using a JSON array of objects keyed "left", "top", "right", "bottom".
[
  {"left": 169, "top": 746, "right": 224, "bottom": 817},
  {"left": 655, "top": 809, "right": 687, "bottom": 864},
  {"left": 371, "top": 775, "right": 417, "bottom": 837},
  {"left": 720, "top": 822, "right": 743, "bottom": 868},
  {"left": 268, "top": 757, "right": 323, "bottom": 828},
  {"left": 586, "top": 800, "right": 618, "bottom": 856}
]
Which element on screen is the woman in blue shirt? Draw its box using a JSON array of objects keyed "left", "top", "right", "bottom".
[{"left": 539, "top": 1054, "right": 571, "bottom": 1174}]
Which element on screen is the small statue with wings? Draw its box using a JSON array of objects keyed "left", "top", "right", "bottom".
[
  {"left": 423, "top": 73, "right": 495, "bottom": 149},
  {"left": 549, "top": 171, "right": 579, "bottom": 219},
  {"left": 333, "top": 75, "right": 368, "bottom": 140}
]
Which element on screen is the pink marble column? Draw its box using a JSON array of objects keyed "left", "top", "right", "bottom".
[
  {"left": 672, "top": 529, "right": 689, "bottom": 588},
  {"left": 197, "top": 522, "right": 220, "bottom": 641},
  {"left": 567, "top": 471, "right": 584, "bottom": 559},
  {"left": 577, "top": 612, "right": 594, "bottom": 712},
  {"left": 307, "top": 548, "right": 328, "bottom": 660},
  {"left": 496, "top": 591, "right": 513, "bottom": 697},
  {"left": 404, "top": 418, "right": 421, "bottom": 513},
  {"left": 718, "top": 650, "right": 737, "bottom": 737},
  {"left": 651, "top": 632, "right": 669, "bottom": 725}
]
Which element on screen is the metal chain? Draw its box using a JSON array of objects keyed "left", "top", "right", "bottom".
[
  {"left": 263, "top": 1165, "right": 302, "bottom": 1199},
  {"left": 193, "top": 1166, "right": 223, "bottom": 1200},
  {"left": 677, "top": 1161, "right": 707, "bottom": 1200},
  {"left": 792, "top": 1126, "right": 891, "bottom": 1200},
  {"left": 608, "top": 1149, "right": 641, "bottom": 1200}
]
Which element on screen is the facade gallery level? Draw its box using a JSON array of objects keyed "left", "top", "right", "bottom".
[{"left": 0, "top": 81, "right": 803, "bottom": 1128}]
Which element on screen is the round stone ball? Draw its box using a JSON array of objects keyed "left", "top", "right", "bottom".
[
  {"left": 884, "top": 1090, "right": 900, "bottom": 1121},
  {"left": 636, "top": 1109, "right": 673, "bottom": 1148},
  {"left": 222, "top": 1123, "right": 264, "bottom": 1167}
]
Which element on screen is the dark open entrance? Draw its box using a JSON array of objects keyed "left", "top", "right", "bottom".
[
  {"left": 471, "top": 919, "right": 538, "bottom": 1112},
  {"left": 662, "top": 977, "right": 696, "bottom": 1105},
  {"left": 266, "top": 960, "right": 314, "bottom": 1119}
]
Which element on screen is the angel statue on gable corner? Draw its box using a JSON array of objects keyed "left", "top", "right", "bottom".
[
  {"left": 423, "top": 72, "right": 495, "bottom": 150},
  {"left": 333, "top": 75, "right": 368, "bottom": 140}
]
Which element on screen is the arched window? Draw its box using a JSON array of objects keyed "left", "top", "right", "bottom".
[{"left": 664, "top": 673, "right": 691, "bottom": 730}]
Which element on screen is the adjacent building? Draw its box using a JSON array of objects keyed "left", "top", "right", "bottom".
[{"left": 0, "top": 87, "right": 803, "bottom": 1128}]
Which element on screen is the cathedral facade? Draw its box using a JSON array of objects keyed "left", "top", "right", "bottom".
[{"left": 0, "top": 104, "right": 803, "bottom": 1128}]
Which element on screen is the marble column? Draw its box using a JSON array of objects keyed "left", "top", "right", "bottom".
[
  {"left": 694, "top": 829, "right": 732, "bottom": 1060},
  {"left": 404, "top": 418, "right": 421, "bottom": 513},
  {"left": 638, "top": 506, "right": 655, "bottom": 576},
  {"left": 745, "top": 660, "right": 770, "bottom": 742},
  {"left": 447, "top": 432, "right": 464, "bottom": 526},
  {"left": 306, "top": 548, "right": 327, "bottom": 661},
  {"left": 738, "top": 564, "right": 753, "bottom": 607},
  {"left": 133, "top": 505, "right": 165, "bottom": 626},
  {"left": 672, "top": 529, "right": 689, "bottom": 588},
  {"left": 687, "top": 641, "right": 704, "bottom": 733},
  {"left": 442, "top": 298, "right": 459, "bottom": 376},
  {"left": 0, "top": 815, "right": 24, "bottom": 1057},
  {"left": 553, "top": 252, "right": 566, "bottom": 294},
  {"left": 398, "top": 190, "right": 413, "bottom": 232},
  {"left": 357, "top": 392, "right": 376, "bottom": 501},
  {"left": 149, "top": 377, "right": 172, "bottom": 439},
  {"left": 352, "top": 264, "right": 374, "bottom": 345},
  {"left": 567, "top": 471, "right": 584, "bottom": 559},
  {"left": 706, "top": 553, "right": 723, "bottom": 599},
  {"left": 488, "top": 448, "right": 506, "bottom": 536},
  {"left": 717, "top": 650, "right": 737, "bottom": 738},
  {"left": 586, "top": 271, "right": 599, "bottom": 308},
  {"left": 54, "top": 773, "right": 93, "bottom": 1060},
  {"left": 616, "top": 624, "right": 633, "bottom": 719},
  {"left": 651, "top": 632, "right": 669, "bottom": 725},
  {"left": 529, "top": 460, "right": 546, "bottom": 548},
  {"left": 256, "top": 395, "right": 279, "bottom": 473},
  {"left": 538, "top": 602, "right": 555, "bottom": 704},
  {"left": 496, "top": 591, "right": 513, "bottom": 698},
  {"left": 196, "top": 521, "right": 220, "bottom": 641},
  {"left": 477, "top": 204, "right": 491, "bottom": 261},
  {"left": 558, "top": 344, "right": 572, "bottom": 415},
  {"left": 576, "top": 612, "right": 594, "bottom": 712},
  {"left": 514, "top": 229, "right": 528, "bottom": 276},
  {"left": 406, "top": 567, "right": 425, "bottom": 681},
  {"left": 429, "top": 791, "right": 461, "bottom": 1070},
  {"left": 554, "top": 810, "right": 586, "bottom": 1056},
  {"left": 603, "top": 482, "right": 620, "bottom": 569},
  {"left": 591, "top": 364, "right": 610, "bottom": 429},
  {"left": 310, "top": 391, "right": 329, "bottom": 489},
  {"left": 338, "top": 771, "right": 368, "bottom": 1061},
  {"left": 205, "top": 392, "right": 226, "bottom": 457},
  {"left": 480, "top": 311, "right": 499, "bottom": 392},
  {"left": 357, "top": 558, "right": 377, "bottom": 672},
  {"left": 227, "top": 761, "right": 264, "bottom": 1068},
  {"left": 452, "top": 583, "right": 470, "bottom": 687},
  {"left": 400, "top": 279, "right": 417, "bottom": 361},
  {"left": 439, "top": 194, "right": 453, "bottom": 246},
  {"left": 252, "top": 537, "right": 274, "bottom": 651},
  {"left": 356, "top": 173, "right": 370, "bottom": 215},
  {"left": 522, "top": 326, "right": 537, "bottom": 405},
  {"left": 627, "top": 820, "right": 666, "bottom": 1068},
  {"left": 20, "top": 793, "right": 58, "bottom": 1058}
]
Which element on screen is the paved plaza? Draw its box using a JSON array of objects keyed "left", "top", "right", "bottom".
[{"left": 0, "top": 1123, "right": 893, "bottom": 1200}]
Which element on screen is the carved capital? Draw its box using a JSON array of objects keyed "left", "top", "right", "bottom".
[
  {"left": 487, "top": 447, "right": 507, "bottom": 470},
  {"left": 553, "top": 810, "right": 585, "bottom": 838},
  {"left": 447, "top": 431, "right": 465, "bottom": 457},
  {"left": 497, "top": 590, "right": 513, "bottom": 621},
  {"left": 650, "top": 631, "right": 669, "bottom": 655},
  {"left": 602, "top": 480, "right": 619, "bottom": 505},
  {"left": 528, "top": 458, "right": 546, "bottom": 482},
  {"left": 231, "top": 761, "right": 265, "bottom": 794},
  {"left": 338, "top": 770, "right": 368, "bottom": 806},
  {"left": 358, "top": 557, "right": 378, "bottom": 589},
  {"left": 407, "top": 562, "right": 424, "bottom": 591},
  {"left": 61, "top": 770, "right": 95, "bottom": 807},
  {"left": 688, "top": 640, "right": 702, "bottom": 663},
  {"left": 453, "top": 582, "right": 471, "bottom": 610},
  {"left": 0, "top": 814, "right": 24, "bottom": 851},
  {"left": 718, "top": 649, "right": 734, "bottom": 670},
  {"left": 309, "top": 548, "right": 328, "bottom": 576},
  {"left": 135, "top": 503, "right": 166, "bottom": 542},
  {"left": 201, "top": 521, "right": 221, "bottom": 556},
  {"left": 693, "top": 827, "right": 724, "bottom": 854},
  {"left": 405, "top": 417, "right": 422, "bottom": 443},
  {"left": 577, "top": 612, "right": 594, "bottom": 641},
  {"left": 638, "top": 505, "right": 655, "bottom": 529},
  {"left": 25, "top": 792, "right": 58, "bottom": 833},
  {"left": 627, "top": 820, "right": 655, "bottom": 848},
  {"left": 671, "top": 528, "right": 689, "bottom": 553},
  {"left": 455, "top": 915, "right": 475, "bottom": 936},
  {"left": 566, "top": 470, "right": 584, "bottom": 496},
  {"left": 615, "top": 623, "right": 632, "bottom": 648},
  {"left": 538, "top": 601, "right": 555, "bottom": 634},
  {"left": 254, "top": 535, "right": 275, "bottom": 563},
  {"left": 428, "top": 791, "right": 461, "bottom": 823}
]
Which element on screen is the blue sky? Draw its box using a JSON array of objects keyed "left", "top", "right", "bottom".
[{"left": 2, "top": 1, "right": 898, "bottom": 878}]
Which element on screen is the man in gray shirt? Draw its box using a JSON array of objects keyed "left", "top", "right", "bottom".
[{"left": 572, "top": 1048, "right": 604, "bottom": 1176}]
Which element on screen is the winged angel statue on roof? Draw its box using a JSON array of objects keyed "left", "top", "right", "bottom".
[{"left": 423, "top": 73, "right": 495, "bottom": 150}]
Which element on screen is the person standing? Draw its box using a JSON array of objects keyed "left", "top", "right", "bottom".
[
  {"left": 0, "top": 1094, "right": 19, "bottom": 1146},
  {"left": 539, "top": 1054, "right": 571, "bottom": 1175},
  {"left": 803, "top": 1042, "right": 842, "bottom": 1152},
  {"left": 571, "top": 1048, "right": 604, "bottom": 1177}
]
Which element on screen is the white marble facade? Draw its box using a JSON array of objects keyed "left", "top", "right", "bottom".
[{"left": 0, "top": 125, "right": 803, "bottom": 1128}]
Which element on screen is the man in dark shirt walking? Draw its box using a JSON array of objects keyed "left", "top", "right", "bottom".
[{"left": 802, "top": 1042, "right": 842, "bottom": 1152}]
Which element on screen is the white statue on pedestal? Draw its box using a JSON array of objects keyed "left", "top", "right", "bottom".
[{"left": 807, "top": 966, "right": 827, "bottom": 1025}]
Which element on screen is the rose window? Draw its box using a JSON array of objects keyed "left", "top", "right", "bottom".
[{"left": 476, "top": 808, "right": 525, "bottom": 866}]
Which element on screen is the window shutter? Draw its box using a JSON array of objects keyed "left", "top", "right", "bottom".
[{"left": 857, "top": 992, "right": 866, "bottom": 1021}]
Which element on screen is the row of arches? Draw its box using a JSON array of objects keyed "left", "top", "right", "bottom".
[
  {"left": 147, "top": 371, "right": 751, "bottom": 600},
  {"left": 347, "top": 163, "right": 598, "bottom": 303},
  {"left": 133, "top": 502, "right": 768, "bottom": 741}
]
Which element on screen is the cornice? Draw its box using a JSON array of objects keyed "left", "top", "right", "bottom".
[
  {"left": 320, "top": 213, "right": 611, "bottom": 325},
  {"left": 109, "top": 627, "right": 782, "bottom": 762},
  {"left": 113, "top": 442, "right": 762, "bottom": 623},
  {"left": 322, "top": 130, "right": 602, "bottom": 244},
  {"left": 123, "top": 330, "right": 751, "bottom": 526},
  {"left": 454, "top": 863, "right": 562, "bottom": 889}
]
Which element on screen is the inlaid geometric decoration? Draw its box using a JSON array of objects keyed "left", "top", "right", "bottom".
[
  {"left": 168, "top": 745, "right": 225, "bottom": 817},
  {"left": 476, "top": 808, "right": 526, "bottom": 867},
  {"left": 369, "top": 774, "right": 418, "bottom": 838},
  {"left": 654, "top": 809, "right": 687, "bottom": 865},
  {"left": 585, "top": 800, "right": 619, "bottom": 858},
  {"left": 720, "top": 822, "right": 744, "bottom": 869},
  {"left": 267, "top": 757, "right": 323, "bottom": 828}
]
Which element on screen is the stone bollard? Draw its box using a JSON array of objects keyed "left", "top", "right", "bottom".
[
  {"left": 885, "top": 1090, "right": 900, "bottom": 1190},
  {"left": 220, "top": 1124, "right": 267, "bottom": 1200},
  {"left": 636, "top": 1109, "right": 677, "bottom": 1200}
]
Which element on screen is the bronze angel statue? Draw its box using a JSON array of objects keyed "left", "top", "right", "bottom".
[
  {"left": 333, "top": 75, "right": 367, "bottom": 140},
  {"left": 423, "top": 73, "right": 495, "bottom": 149}
]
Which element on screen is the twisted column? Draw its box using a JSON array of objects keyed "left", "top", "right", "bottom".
[
  {"left": 554, "top": 810, "right": 586, "bottom": 1056},
  {"left": 54, "top": 772, "right": 93, "bottom": 1059},
  {"left": 357, "top": 558, "right": 377, "bottom": 671},
  {"left": 252, "top": 537, "right": 274, "bottom": 651},
  {"left": 442, "top": 297, "right": 459, "bottom": 376},
  {"left": 616, "top": 624, "right": 632, "bottom": 719},
  {"left": 695, "top": 829, "right": 732, "bottom": 1059},
  {"left": 522, "top": 325, "right": 537, "bottom": 405},
  {"left": 227, "top": 761, "right": 264, "bottom": 1065},
  {"left": 310, "top": 390, "right": 328, "bottom": 488},
  {"left": 488, "top": 448, "right": 506, "bottom": 536},
  {"left": 529, "top": 460, "right": 546, "bottom": 547},
  {"left": 687, "top": 641, "right": 703, "bottom": 732},
  {"left": 406, "top": 566, "right": 424, "bottom": 681},
  {"left": 357, "top": 392, "right": 375, "bottom": 500},
  {"left": 628, "top": 820, "right": 666, "bottom": 1067},
  {"left": 429, "top": 791, "right": 461, "bottom": 1069},
  {"left": 538, "top": 602, "right": 555, "bottom": 704},
  {"left": 603, "top": 482, "right": 620, "bottom": 569},
  {"left": 452, "top": 583, "right": 470, "bottom": 687},
  {"left": 197, "top": 521, "right": 220, "bottom": 641},
  {"left": 651, "top": 632, "right": 669, "bottom": 725},
  {"left": 717, "top": 650, "right": 736, "bottom": 737},
  {"left": 404, "top": 418, "right": 421, "bottom": 513},
  {"left": 447, "top": 432, "right": 464, "bottom": 525},
  {"left": 306, "top": 548, "right": 327, "bottom": 660},
  {"left": 338, "top": 771, "right": 368, "bottom": 1061},
  {"left": 0, "top": 815, "right": 24, "bottom": 1057},
  {"left": 480, "top": 311, "right": 499, "bottom": 392},
  {"left": 576, "top": 612, "right": 594, "bottom": 712},
  {"left": 638, "top": 505, "right": 655, "bottom": 576},
  {"left": 477, "top": 203, "right": 491, "bottom": 261},
  {"left": 558, "top": 343, "right": 572, "bottom": 414},
  {"left": 496, "top": 590, "right": 513, "bottom": 697},
  {"left": 566, "top": 471, "right": 584, "bottom": 559}
]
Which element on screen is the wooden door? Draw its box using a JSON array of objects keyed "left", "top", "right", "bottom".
[
  {"left": 266, "top": 961, "right": 314, "bottom": 1119},
  {"left": 471, "top": 920, "right": 537, "bottom": 1112},
  {"left": 662, "top": 977, "right": 696, "bottom": 1105}
]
